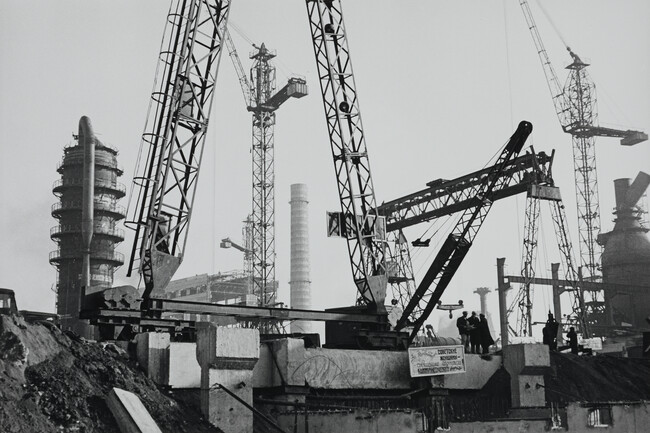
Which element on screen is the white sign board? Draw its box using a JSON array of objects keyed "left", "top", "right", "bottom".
[
  {"left": 408, "top": 345, "right": 466, "bottom": 377},
  {"left": 580, "top": 337, "right": 603, "bottom": 351}
]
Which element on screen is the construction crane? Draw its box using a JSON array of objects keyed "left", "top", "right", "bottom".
[
  {"left": 379, "top": 151, "right": 555, "bottom": 314},
  {"left": 125, "top": 0, "right": 231, "bottom": 301},
  {"left": 513, "top": 186, "right": 589, "bottom": 338},
  {"left": 223, "top": 28, "right": 307, "bottom": 308},
  {"left": 519, "top": 0, "right": 647, "bottom": 325},
  {"left": 306, "top": 0, "right": 388, "bottom": 312},
  {"left": 392, "top": 122, "right": 533, "bottom": 341}
]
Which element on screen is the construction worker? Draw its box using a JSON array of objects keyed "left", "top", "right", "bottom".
[
  {"left": 468, "top": 311, "right": 481, "bottom": 354},
  {"left": 567, "top": 327, "right": 579, "bottom": 354},
  {"left": 456, "top": 311, "right": 470, "bottom": 352}
]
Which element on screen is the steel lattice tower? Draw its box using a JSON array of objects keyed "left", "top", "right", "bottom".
[
  {"left": 224, "top": 30, "right": 306, "bottom": 309},
  {"left": 519, "top": 0, "right": 647, "bottom": 330},
  {"left": 249, "top": 45, "right": 278, "bottom": 306}
]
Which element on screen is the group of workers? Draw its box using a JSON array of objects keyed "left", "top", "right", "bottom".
[
  {"left": 454, "top": 310, "right": 580, "bottom": 355},
  {"left": 456, "top": 311, "right": 494, "bottom": 354},
  {"left": 543, "top": 313, "right": 579, "bottom": 354}
]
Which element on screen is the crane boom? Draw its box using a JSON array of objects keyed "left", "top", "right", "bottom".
[
  {"left": 305, "top": 0, "right": 387, "bottom": 309},
  {"left": 395, "top": 121, "right": 533, "bottom": 341},
  {"left": 223, "top": 27, "right": 252, "bottom": 105},
  {"left": 126, "top": 0, "right": 231, "bottom": 300},
  {"left": 519, "top": 0, "right": 569, "bottom": 127},
  {"left": 380, "top": 150, "right": 554, "bottom": 316}
]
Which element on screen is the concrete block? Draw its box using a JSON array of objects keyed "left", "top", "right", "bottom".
[
  {"left": 135, "top": 332, "right": 170, "bottom": 385},
  {"left": 201, "top": 369, "right": 254, "bottom": 433},
  {"left": 106, "top": 387, "right": 162, "bottom": 433},
  {"left": 503, "top": 344, "right": 550, "bottom": 375},
  {"left": 503, "top": 344, "right": 549, "bottom": 408},
  {"left": 196, "top": 323, "right": 260, "bottom": 433},
  {"left": 254, "top": 340, "right": 413, "bottom": 390},
  {"left": 298, "top": 347, "right": 410, "bottom": 389},
  {"left": 196, "top": 322, "right": 259, "bottom": 369},
  {"left": 168, "top": 342, "right": 200, "bottom": 388}
]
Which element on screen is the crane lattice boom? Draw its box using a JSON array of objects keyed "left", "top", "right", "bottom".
[
  {"left": 126, "top": 0, "right": 231, "bottom": 300},
  {"left": 306, "top": 0, "right": 387, "bottom": 308}
]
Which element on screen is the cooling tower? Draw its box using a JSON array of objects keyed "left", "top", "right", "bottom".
[
  {"left": 599, "top": 173, "right": 650, "bottom": 330},
  {"left": 50, "top": 116, "right": 126, "bottom": 335},
  {"left": 289, "top": 183, "right": 312, "bottom": 333}
]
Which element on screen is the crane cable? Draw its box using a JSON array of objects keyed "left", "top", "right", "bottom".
[{"left": 534, "top": 0, "right": 569, "bottom": 50}]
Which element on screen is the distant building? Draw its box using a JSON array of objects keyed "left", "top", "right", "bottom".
[{"left": 162, "top": 272, "right": 278, "bottom": 323}]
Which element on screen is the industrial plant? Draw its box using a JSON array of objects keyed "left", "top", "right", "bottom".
[{"left": 1, "top": 1, "right": 649, "bottom": 433}]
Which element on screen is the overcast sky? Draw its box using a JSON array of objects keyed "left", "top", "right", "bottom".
[{"left": 1, "top": 1, "right": 648, "bottom": 338}]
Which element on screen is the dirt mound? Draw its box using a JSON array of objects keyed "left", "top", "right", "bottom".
[
  {"left": 0, "top": 314, "right": 220, "bottom": 433},
  {"left": 546, "top": 351, "right": 650, "bottom": 403}
]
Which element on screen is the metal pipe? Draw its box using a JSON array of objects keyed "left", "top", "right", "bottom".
[
  {"left": 79, "top": 116, "right": 95, "bottom": 299},
  {"left": 551, "top": 263, "right": 563, "bottom": 341}
]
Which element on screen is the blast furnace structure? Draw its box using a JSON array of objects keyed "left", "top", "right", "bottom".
[{"left": 50, "top": 116, "right": 126, "bottom": 335}]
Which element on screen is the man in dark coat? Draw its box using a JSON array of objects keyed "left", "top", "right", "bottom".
[
  {"left": 478, "top": 313, "right": 494, "bottom": 354},
  {"left": 468, "top": 311, "right": 481, "bottom": 354},
  {"left": 567, "top": 327, "right": 579, "bottom": 354},
  {"left": 542, "top": 313, "right": 560, "bottom": 351},
  {"left": 456, "top": 311, "right": 470, "bottom": 352}
]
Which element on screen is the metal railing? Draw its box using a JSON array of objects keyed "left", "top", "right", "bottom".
[
  {"left": 50, "top": 224, "right": 125, "bottom": 239},
  {"left": 52, "top": 178, "right": 126, "bottom": 195},
  {"left": 49, "top": 250, "right": 124, "bottom": 264},
  {"left": 51, "top": 200, "right": 126, "bottom": 216}
]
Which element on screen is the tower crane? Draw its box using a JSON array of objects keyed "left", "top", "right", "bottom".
[
  {"left": 519, "top": 0, "right": 647, "bottom": 327},
  {"left": 126, "top": 0, "right": 232, "bottom": 301},
  {"left": 223, "top": 28, "right": 307, "bottom": 308}
]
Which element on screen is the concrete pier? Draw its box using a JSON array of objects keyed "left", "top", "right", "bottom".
[{"left": 196, "top": 323, "right": 260, "bottom": 433}]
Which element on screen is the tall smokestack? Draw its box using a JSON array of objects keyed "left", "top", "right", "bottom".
[
  {"left": 289, "top": 184, "right": 311, "bottom": 333},
  {"left": 79, "top": 116, "right": 95, "bottom": 300}
]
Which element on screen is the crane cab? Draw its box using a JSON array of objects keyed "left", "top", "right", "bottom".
[{"left": 0, "top": 288, "right": 18, "bottom": 315}]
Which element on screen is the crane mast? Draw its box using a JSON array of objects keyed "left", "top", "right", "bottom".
[
  {"left": 224, "top": 29, "right": 307, "bottom": 308},
  {"left": 519, "top": 0, "right": 647, "bottom": 330},
  {"left": 126, "top": 0, "right": 231, "bottom": 300},
  {"left": 306, "top": 0, "right": 387, "bottom": 309}
]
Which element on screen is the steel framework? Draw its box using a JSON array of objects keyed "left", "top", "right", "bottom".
[
  {"left": 379, "top": 151, "right": 555, "bottom": 319},
  {"left": 510, "top": 186, "right": 590, "bottom": 337},
  {"left": 224, "top": 29, "right": 307, "bottom": 307},
  {"left": 249, "top": 45, "right": 279, "bottom": 306},
  {"left": 519, "top": 0, "right": 647, "bottom": 328},
  {"left": 306, "top": 0, "right": 387, "bottom": 307},
  {"left": 394, "top": 122, "right": 533, "bottom": 340},
  {"left": 517, "top": 195, "right": 540, "bottom": 337},
  {"left": 126, "top": 0, "right": 231, "bottom": 299}
]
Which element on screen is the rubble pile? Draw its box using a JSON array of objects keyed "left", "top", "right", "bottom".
[{"left": 0, "top": 314, "right": 220, "bottom": 433}]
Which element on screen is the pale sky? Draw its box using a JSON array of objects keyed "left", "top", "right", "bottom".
[{"left": 1, "top": 1, "right": 648, "bottom": 338}]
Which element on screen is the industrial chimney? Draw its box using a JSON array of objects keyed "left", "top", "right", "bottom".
[{"left": 289, "top": 184, "right": 312, "bottom": 333}]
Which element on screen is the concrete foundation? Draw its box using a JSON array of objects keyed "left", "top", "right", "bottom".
[
  {"left": 253, "top": 338, "right": 500, "bottom": 391},
  {"left": 276, "top": 409, "right": 423, "bottom": 433},
  {"left": 503, "top": 344, "right": 550, "bottom": 408},
  {"left": 135, "top": 332, "right": 200, "bottom": 388},
  {"left": 196, "top": 323, "right": 259, "bottom": 433}
]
